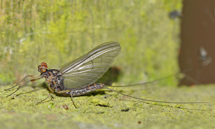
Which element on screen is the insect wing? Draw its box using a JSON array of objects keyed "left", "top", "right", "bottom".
[{"left": 58, "top": 42, "right": 121, "bottom": 89}]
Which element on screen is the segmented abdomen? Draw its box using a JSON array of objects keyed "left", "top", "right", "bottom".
[{"left": 70, "top": 83, "right": 105, "bottom": 97}]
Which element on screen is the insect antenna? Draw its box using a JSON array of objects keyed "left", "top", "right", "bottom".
[{"left": 104, "top": 86, "right": 210, "bottom": 104}]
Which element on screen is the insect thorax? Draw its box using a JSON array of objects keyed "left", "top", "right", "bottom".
[{"left": 42, "top": 69, "right": 65, "bottom": 92}]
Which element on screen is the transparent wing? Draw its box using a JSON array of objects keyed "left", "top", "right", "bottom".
[{"left": 58, "top": 42, "right": 121, "bottom": 89}]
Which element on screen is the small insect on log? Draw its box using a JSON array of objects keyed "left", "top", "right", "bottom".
[
  {"left": 5, "top": 42, "right": 121, "bottom": 108},
  {"left": 5, "top": 42, "right": 210, "bottom": 108}
]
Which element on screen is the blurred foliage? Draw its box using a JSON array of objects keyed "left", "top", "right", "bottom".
[{"left": 0, "top": 0, "right": 182, "bottom": 86}]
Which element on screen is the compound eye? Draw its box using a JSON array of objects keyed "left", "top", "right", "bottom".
[
  {"left": 38, "top": 62, "right": 48, "bottom": 73},
  {"left": 40, "top": 62, "right": 48, "bottom": 69},
  {"left": 38, "top": 66, "right": 41, "bottom": 72}
]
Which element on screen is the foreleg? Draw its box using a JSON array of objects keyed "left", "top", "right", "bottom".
[{"left": 5, "top": 75, "right": 42, "bottom": 97}]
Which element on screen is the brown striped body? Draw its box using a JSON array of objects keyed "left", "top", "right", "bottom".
[{"left": 58, "top": 83, "right": 105, "bottom": 97}]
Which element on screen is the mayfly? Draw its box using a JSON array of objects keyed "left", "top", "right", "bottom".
[
  {"left": 6, "top": 42, "right": 120, "bottom": 108},
  {"left": 5, "top": 42, "right": 209, "bottom": 108}
]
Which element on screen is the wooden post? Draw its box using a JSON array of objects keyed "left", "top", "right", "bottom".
[{"left": 179, "top": 0, "right": 215, "bottom": 86}]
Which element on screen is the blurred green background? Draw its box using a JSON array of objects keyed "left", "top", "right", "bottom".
[{"left": 0, "top": 0, "right": 182, "bottom": 86}]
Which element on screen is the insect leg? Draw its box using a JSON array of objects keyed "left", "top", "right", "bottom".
[
  {"left": 4, "top": 75, "right": 29, "bottom": 91},
  {"left": 70, "top": 93, "right": 77, "bottom": 108},
  {"left": 47, "top": 84, "right": 55, "bottom": 93},
  {"left": 5, "top": 75, "right": 42, "bottom": 97},
  {"left": 55, "top": 90, "right": 77, "bottom": 108},
  {"left": 36, "top": 93, "right": 54, "bottom": 105}
]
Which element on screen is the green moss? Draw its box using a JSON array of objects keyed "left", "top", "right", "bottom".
[{"left": 0, "top": 84, "right": 215, "bottom": 129}]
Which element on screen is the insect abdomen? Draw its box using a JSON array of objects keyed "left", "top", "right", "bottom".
[{"left": 71, "top": 83, "right": 105, "bottom": 97}]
